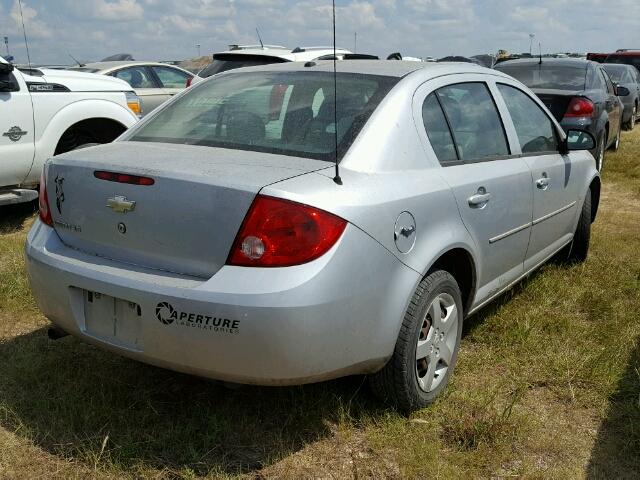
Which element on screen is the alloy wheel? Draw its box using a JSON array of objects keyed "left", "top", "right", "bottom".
[{"left": 415, "top": 292, "right": 458, "bottom": 393}]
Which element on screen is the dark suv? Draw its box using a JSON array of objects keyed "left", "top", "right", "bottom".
[{"left": 495, "top": 58, "right": 623, "bottom": 171}]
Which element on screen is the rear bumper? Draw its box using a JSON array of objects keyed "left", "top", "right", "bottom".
[{"left": 25, "top": 220, "right": 419, "bottom": 385}]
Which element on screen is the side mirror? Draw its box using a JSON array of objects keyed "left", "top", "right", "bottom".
[
  {"left": 617, "top": 85, "right": 630, "bottom": 96},
  {"left": 560, "top": 129, "right": 596, "bottom": 154},
  {"left": 0, "top": 62, "right": 14, "bottom": 75}
]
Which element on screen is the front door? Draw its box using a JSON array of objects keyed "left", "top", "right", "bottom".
[
  {"left": 495, "top": 83, "right": 580, "bottom": 270},
  {"left": 0, "top": 68, "right": 35, "bottom": 187}
]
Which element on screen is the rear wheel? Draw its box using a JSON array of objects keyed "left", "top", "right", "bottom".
[
  {"left": 566, "top": 188, "right": 592, "bottom": 263},
  {"left": 609, "top": 126, "right": 621, "bottom": 152},
  {"left": 369, "top": 270, "right": 463, "bottom": 413},
  {"left": 626, "top": 105, "right": 637, "bottom": 130},
  {"left": 594, "top": 131, "right": 605, "bottom": 171}
]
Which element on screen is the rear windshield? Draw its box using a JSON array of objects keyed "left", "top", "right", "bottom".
[
  {"left": 496, "top": 64, "right": 586, "bottom": 90},
  {"left": 129, "top": 71, "right": 397, "bottom": 161},
  {"left": 199, "top": 54, "right": 288, "bottom": 78},
  {"left": 605, "top": 54, "right": 640, "bottom": 71}
]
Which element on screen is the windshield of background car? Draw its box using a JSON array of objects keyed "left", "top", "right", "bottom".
[
  {"left": 602, "top": 65, "right": 627, "bottom": 83},
  {"left": 68, "top": 67, "right": 100, "bottom": 73},
  {"left": 605, "top": 55, "right": 640, "bottom": 71},
  {"left": 496, "top": 64, "right": 586, "bottom": 90},
  {"left": 199, "top": 54, "right": 289, "bottom": 78},
  {"left": 129, "top": 71, "right": 398, "bottom": 161}
]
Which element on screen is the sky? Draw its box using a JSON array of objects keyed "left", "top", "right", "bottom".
[{"left": 1, "top": 0, "right": 639, "bottom": 65}]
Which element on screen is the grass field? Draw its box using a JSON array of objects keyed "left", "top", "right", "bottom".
[{"left": 0, "top": 130, "right": 639, "bottom": 479}]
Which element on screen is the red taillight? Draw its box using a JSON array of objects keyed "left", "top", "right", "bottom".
[
  {"left": 227, "top": 195, "right": 347, "bottom": 267},
  {"left": 94, "top": 170, "right": 155, "bottom": 186},
  {"left": 38, "top": 166, "right": 53, "bottom": 226},
  {"left": 564, "top": 97, "right": 594, "bottom": 118},
  {"left": 186, "top": 77, "right": 193, "bottom": 88}
]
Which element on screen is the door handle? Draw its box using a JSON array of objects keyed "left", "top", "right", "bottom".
[
  {"left": 467, "top": 191, "right": 492, "bottom": 208},
  {"left": 536, "top": 177, "right": 549, "bottom": 190}
]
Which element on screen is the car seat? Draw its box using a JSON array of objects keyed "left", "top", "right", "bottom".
[{"left": 226, "top": 112, "right": 265, "bottom": 144}]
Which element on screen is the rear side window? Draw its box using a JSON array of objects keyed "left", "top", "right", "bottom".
[
  {"left": 112, "top": 67, "right": 156, "bottom": 88},
  {"left": 498, "top": 84, "right": 558, "bottom": 154},
  {"left": 434, "top": 83, "right": 509, "bottom": 161},
  {"left": 421, "top": 93, "right": 457, "bottom": 163}
]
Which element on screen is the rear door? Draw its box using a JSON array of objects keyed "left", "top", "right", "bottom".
[
  {"left": 0, "top": 68, "right": 35, "bottom": 187},
  {"left": 110, "top": 66, "right": 167, "bottom": 115},
  {"left": 495, "top": 82, "right": 579, "bottom": 270},
  {"left": 415, "top": 76, "right": 533, "bottom": 305}
]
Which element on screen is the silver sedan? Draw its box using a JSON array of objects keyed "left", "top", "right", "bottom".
[{"left": 26, "top": 61, "right": 600, "bottom": 412}]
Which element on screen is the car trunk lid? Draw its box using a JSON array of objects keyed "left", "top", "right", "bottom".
[
  {"left": 47, "top": 141, "right": 326, "bottom": 278},
  {"left": 531, "top": 88, "right": 584, "bottom": 121}
]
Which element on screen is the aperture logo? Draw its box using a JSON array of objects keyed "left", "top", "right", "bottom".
[
  {"left": 155, "top": 302, "right": 175, "bottom": 325},
  {"left": 155, "top": 301, "right": 240, "bottom": 335}
]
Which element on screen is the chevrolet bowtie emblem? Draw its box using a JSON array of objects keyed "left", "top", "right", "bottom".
[{"left": 106, "top": 195, "right": 136, "bottom": 213}]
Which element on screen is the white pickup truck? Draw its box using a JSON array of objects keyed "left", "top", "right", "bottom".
[{"left": 0, "top": 57, "right": 140, "bottom": 206}]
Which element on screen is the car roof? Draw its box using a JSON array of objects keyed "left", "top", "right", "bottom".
[
  {"left": 80, "top": 61, "right": 185, "bottom": 71},
  {"left": 214, "top": 46, "right": 352, "bottom": 62},
  {"left": 215, "top": 59, "right": 491, "bottom": 78}
]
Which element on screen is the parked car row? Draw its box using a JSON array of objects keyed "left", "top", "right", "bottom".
[{"left": 494, "top": 57, "right": 639, "bottom": 170}]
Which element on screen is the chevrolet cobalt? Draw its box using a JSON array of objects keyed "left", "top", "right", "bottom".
[{"left": 26, "top": 61, "right": 600, "bottom": 412}]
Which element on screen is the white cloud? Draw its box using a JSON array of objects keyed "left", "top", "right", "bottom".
[
  {"left": 9, "top": 0, "right": 52, "bottom": 38},
  {"left": 3, "top": 0, "right": 640, "bottom": 65}
]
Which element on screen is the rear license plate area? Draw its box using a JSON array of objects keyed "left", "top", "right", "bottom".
[{"left": 83, "top": 290, "right": 143, "bottom": 350}]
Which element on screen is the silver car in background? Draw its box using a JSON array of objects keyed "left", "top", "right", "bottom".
[
  {"left": 69, "top": 61, "right": 196, "bottom": 115},
  {"left": 26, "top": 61, "right": 600, "bottom": 412}
]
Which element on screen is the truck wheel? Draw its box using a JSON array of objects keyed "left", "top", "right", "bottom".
[{"left": 369, "top": 270, "right": 463, "bottom": 413}]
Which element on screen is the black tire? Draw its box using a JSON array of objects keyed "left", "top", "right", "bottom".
[
  {"left": 369, "top": 270, "right": 463, "bottom": 413},
  {"left": 624, "top": 105, "right": 636, "bottom": 130},
  {"left": 566, "top": 188, "right": 592, "bottom": 263},
  {"left": 609, "top": 125, "right": 621, "bottom": 152},
  {"left": 593, "top": 131, "right": 605, "bottom": 172}
]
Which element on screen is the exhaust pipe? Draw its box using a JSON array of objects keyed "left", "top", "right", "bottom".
[{"left": 47, "top": 327, "right": 69, "bottom": 340}]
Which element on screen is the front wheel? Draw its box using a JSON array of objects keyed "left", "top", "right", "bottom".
[{"left": 369, "top": 270, "right": 463, "bottom": 413}]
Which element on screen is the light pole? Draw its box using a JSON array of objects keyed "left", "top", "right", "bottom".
[
  {"left": 529, "top": 34, "right": 535, "bottom": 56},
  {"left": 196, "top": 44, "right": 201, "bottom": 57}
]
